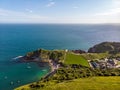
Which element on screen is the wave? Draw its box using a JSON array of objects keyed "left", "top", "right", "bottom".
[{"left": 13, "top": 56, "right": 23, "bottom": 60}]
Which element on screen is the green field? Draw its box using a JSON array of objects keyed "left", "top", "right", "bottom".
[
  {"left": 80, "top": 53, "right": 110, "bottom": 60},
  {"left": 15, "top": 77, "right": 120, "bottom": 90},
  {"left": 65, "top": 52, "right": 89, "bottom": 67}
]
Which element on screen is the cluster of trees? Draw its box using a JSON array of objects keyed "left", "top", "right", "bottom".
[
  {"left": 29, "top": 82, "right": 45, "bottom": 89},
  {"left": 52, "top": 65, "right": 94, "bottom": 80},
  {"left": 27, "top": 64, "right": 120, "bottom": 89},
  {"left": 24, "top": 49, "right": 65, "bottom": 63},
  {"left": 52, "top": 65, "right": 120, "bottom": 81},
  {"left": 49, "top": 50, "right": 64, "bottom": 62}
]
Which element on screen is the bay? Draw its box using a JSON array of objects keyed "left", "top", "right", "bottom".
[{"left": 0, "top": 24, "right": 120, "bottom": 90}]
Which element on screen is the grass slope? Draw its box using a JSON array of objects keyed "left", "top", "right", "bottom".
[
  {"left": 42, "top": 77, "right": 120, "bottom": 90},
  {"left": 80, "top": 53, "right": 110, "bottom": 60},
  {"left": 65, "top": 52, "right": 89, "bottom": 67},
  {"left": 15, "top": 77, "right": 120, "bottom": 90}
]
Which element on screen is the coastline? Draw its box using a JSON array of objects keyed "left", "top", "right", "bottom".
[
  {"left": 43, "top": 59, "right": 59, "bottom": 79},
  {"left": 1, "top": 23, "right": 120, "bottom": 90},
  {"left": 14, "top": 42, "right": 120, "bottom": 90},
  {"left": 14, "top": 58, "right": 59, "bottom": 90},
  {"left": 19, "top": 56, "right": 59, "bottom": 72}
]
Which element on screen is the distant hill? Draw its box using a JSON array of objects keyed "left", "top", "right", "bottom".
[{"left": 88, "top": 42, "right": 120, "bottom": 54}]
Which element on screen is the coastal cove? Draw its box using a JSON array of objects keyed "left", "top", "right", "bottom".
[
  {"left": 0, "top": 24, "right": 120, "bottom": 90},
  {"left": 0, "top": 61, "right": 50, "bottom": 90},
  {"left": 15, "top": 42, "right": 120, "bottom": 90}
]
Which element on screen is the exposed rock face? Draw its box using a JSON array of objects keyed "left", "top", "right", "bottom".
[{"left": 88, "top": 42, "right": 120, "bottom": 54}]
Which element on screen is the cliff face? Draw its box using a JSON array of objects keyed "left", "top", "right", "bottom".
[{"left": 88, "top": 42, "right": 120, "bottom": 54}]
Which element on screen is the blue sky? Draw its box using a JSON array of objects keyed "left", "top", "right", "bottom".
[{"left": 0, "top": 0, "right": 120, "bottom": 23}]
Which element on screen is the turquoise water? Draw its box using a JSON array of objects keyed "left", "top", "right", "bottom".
[{"left": 0, "top": 24, "right": 120, "bottom": 90}]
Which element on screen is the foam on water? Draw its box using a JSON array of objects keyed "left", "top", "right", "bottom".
[{"left": 13, "top": 56, "right": 23, "bottom": 60}]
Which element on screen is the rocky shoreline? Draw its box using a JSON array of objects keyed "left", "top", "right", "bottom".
[{"left": 14, "top": 53, "right": 61, "bottom": 80}]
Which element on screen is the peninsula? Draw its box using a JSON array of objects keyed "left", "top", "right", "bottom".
[{"left": 15, "top": 42, "right": 120, "bottom": 90}]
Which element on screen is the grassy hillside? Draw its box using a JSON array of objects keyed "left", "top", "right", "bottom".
[
  {"left": 80, "top": 53, "right": 120, "bottom": 60},
  {"left": 88, "top": 42, "right": 120, "bottom": 54},
  {"left": 80, "top": 53, "right": 110, "bottom": 60},
  {"left": 15, "top": 77, "right": 120, "bottom": 90},
  {"left": 65, "top": 52, "right": 89, "bottom": 67}
]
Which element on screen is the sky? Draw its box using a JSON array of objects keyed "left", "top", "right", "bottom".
[{"left": 0, "top": 0, "right": 120, "bottom": 23}]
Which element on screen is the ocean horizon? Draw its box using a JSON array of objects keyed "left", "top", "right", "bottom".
[{"left": 0, "top": 24, "right": 120, "bottom": 90}]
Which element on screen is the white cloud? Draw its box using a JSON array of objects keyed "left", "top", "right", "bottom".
[
  {"left": 94, "top": 8, "right": 120, "bottom": 16},
  {"left": 26, "top": 9, "right": 33, "bottom": 13},
  {"left": 73, "top": 6, "right": 79, "bottom": 9},
  {"left": 0, "top": 8, "right": 48, "bottom": 23},
  {"left": 92, "top": 0, "right": 120, "bottom": 23},
  {"left": 49, "top": 16, "right": 120, "bottom": 24},
  {"left": 112, "top": 0, "right": 120, "bottom": 5},
  {"left": 46, "top": 1, "right": 55, "bottom": 7}
]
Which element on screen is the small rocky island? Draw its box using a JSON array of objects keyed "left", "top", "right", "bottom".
[{"left": 15, "top": 42, "right": 120, "bottom": 90}]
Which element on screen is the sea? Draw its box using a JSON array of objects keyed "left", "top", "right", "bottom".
[{"left": 0, "top": 24, "right": 120, "bottom": 90}]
